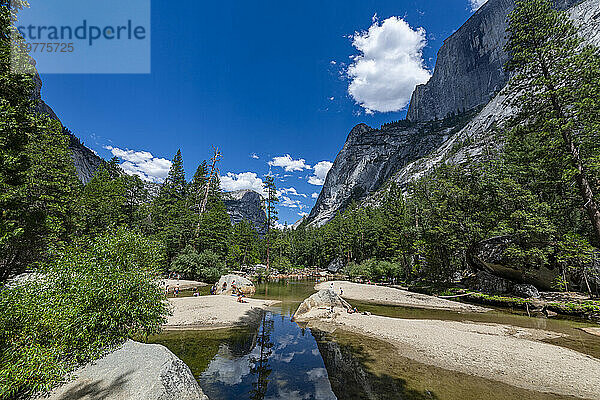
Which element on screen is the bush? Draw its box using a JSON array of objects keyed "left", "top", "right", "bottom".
[
  {"left": 0, "top": 228, "right": 168, "bottom": 399},
  {"left": 171, "top": 246, "right": 226, "bottom": 283},
  {"left": 345, "top": 259, "right": 404, "bottom": 282}
]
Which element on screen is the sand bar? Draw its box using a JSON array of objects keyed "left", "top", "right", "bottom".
[
  {"left": 306, "top": 312, "right": 600, "bottom": 399},
  {"left": 316, "top": 281, "right": 489, "bottom": 312},
  {"left": 164, "top": 295, "right": 279, "bottom": 329}
]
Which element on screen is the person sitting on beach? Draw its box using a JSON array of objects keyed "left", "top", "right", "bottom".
[
  {"left": 193, "top": 289, "right": 200, "bottom": 297},
  {"left": 237, "top": 294, "right": 248, "bottom": 303},
  {"left": 222, "top": 282, "right": 228, "bottom": 291},
  {"left": 340, "top": 287, "right": 343, "bottom": 295}
]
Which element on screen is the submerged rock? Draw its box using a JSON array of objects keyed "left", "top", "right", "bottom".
[
  {"left": 214, "top": 274, "right": 255, "bottom": 296},
  {"left": 293, "top": 289, "right": 352, "bottom": 321},
  {"left": 43, "top": 340, "right": 208, "bottom": 400}
]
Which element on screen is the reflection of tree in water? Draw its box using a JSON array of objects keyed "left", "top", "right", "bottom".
[
  {"left": 249, "top": 312, "right": 274, "bottom": 400},
  {"left": 312, "top": 330, "right": 439, "bottom": 400}
]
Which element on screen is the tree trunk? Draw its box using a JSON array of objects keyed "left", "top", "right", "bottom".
[{"left": 538, "top": 53, "right": 600, "bottom": 246}]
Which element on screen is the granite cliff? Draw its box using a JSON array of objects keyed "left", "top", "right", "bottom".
[
  {"left": 223, "top": 190, "right": 267, "bottom": 234},
  {"left": 406, "top": 0, "right": 581, "bottom": 122},
  {"left": 308, "top": 0, "right": 599, "bottom": 226},
  {"left": 33, "top": 75, "right": 104, "bottom": 184}
]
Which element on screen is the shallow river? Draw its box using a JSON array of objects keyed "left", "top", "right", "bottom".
[{"left": 150, "top": 279, "right": 600, "bottom": 400}]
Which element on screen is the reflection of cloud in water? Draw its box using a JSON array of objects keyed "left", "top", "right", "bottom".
[
  {"left": 275, "top": 349, "right": 306, "bottom": 363},
  {"left": 202, "top": 344, "right": 260, "bottom": 385},
  {"left": 265, "top": 388, "right": 309, "bottom": 400},
  {"left": 307, "top": 368, "right": 338, "bottom": 400},
  {"left": 275, "top": 333, "right": 299, "bottom": 350}
]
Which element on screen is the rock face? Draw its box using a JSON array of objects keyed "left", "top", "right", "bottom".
[
  {"left": 406, "top": 0, "right": 581, "bottom": 122},
  {"left": 309, "top": 0, "right": 599, "bottom": 227},
  {"left": 43, "top": 340, "right": 208, "bottom": 400},
  {"left": 223, "top": 190, "right": 267, "bottom": 234},
  {"left": 214, "top": 274, "right": 256, "bottom": 295},
  {"left": 465, "top": 270, "right": 514, "bottom": 294},
  {"left": 293, "top": 289, "right": 351, "bottom": 321},
  {"left": 513, "top": 283, "right": 541, "bottom": 299},
  {"left": 307, "top": 114, "right": 475, "bottom": 226},
  {"left": 327, "top": 258, "right": 344, "bottom": 273},
  {"left": 33, "top": 73, "right": 104, "bottom": 184}
]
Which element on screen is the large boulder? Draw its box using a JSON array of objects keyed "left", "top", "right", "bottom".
[
  {"left": 467, "top": 235, "right": 557, "bottom": 290},
  {"left": 214, "top": 274, "right": 255, "bottom": 296},
  {"left": 327, "top": 258, "right": 344, "bottom": 273},
  {"left": 42, "top": 340, "right": 207, "bottom": 400},
  {"left": 513, "top": 283, "right": 540, "bottom": 299},
  {"left": 464, "top": 270, "right": 513, "bottom": 295},
  {"left": 293, "top": 289, "right": 352, "bottom": 321}
]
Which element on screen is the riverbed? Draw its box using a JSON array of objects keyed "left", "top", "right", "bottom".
[{"left": 150, "top": 279, "right": 600, "bottom": 400}]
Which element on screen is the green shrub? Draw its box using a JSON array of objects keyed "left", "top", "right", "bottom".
[
  {"left": 171, "top": 246, "right": 226, "bottom": 283},
  {"left": 0, "top": 228, "right": 168, "bottom": 399},
  {"left": 345, "top": 259, "right": 404, "bottom": 282}
]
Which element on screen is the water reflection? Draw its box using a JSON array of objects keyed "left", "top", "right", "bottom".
[{"left": 198, "top": 311, "right": 337, "bottom": 400}]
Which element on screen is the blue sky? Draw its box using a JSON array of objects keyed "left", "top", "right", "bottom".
[{"left": 32, "top": 0, "right": 485, "bottom": 225}]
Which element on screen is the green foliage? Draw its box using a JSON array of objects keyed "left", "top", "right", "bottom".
[
  {"left": 506, "top": 0, "right": 600, "bottom": 245},
  {"left": 75, "top": 159, "right": 150, "bottom": 236},
  {"left": 345, "top": 259, "right": 404, "bottom": 282},
  {"left": 0, "top": 228, "right": 168, "bottom": 399},
  {"left": 171, "top": 245, "right": 227, "bottom": 283},
  {"left": 1, "top": 4, "right": 81, "bottom": 280}
]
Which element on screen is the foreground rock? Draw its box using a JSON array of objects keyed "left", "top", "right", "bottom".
[
  {"left": 293, "top": 289, "right": 352, "bottom": 321},
  {"left": 306, "top": 313, "right": 600, "bottom": 399},
  {"left": 165, "top": 295, "right": 278, "bottom": 329},
  {"left": 42, "top": 340, "right": 207, "bottom": 400},
  {"left": 213, "top": 274, "right": 255, "bottom": 295},
  {"left": 316, "top": 281, "right": 489, "bottom": 313}
]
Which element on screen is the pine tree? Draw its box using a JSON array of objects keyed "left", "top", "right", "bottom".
[
  {"left": 151, "top": 150, "right": 193, "bottom": 261},
  {"left": 263, "top": 175, "right": 278, "bottom": 271},
  {"left": 1, "top": 2, "right": 80, "bottom": 279},
  {"left": 506, "top": 0, "right": 600, "bottom": 246}
]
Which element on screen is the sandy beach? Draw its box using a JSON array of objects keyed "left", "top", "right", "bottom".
[
  {"left": 164, "top": 295, "right": 279, "bottom": 329},
  {"left": 303, "top": 311, "right": 600, "bottom": 399},
  {"left": 316, "top": 280, "right": 489, "bottom": 312}
]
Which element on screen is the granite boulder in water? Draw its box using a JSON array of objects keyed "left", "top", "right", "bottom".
[{"left": 293, "top": 289, "right": 352, "bottom": 321}]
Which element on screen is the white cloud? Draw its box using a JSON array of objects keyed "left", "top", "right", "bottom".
[
  {"left": 220, "top": 172, "right": 265, "bottom": 196},
  {"left": 274, "top": 221, "right": 287, "bottom": 230},
  {"left": 104, "top": 146, "right": 171, "bottom": 183},
  {"left": 250, "top": 153, "right": 259, "bottom": 159},
  {"left": 298, "top": 212, "right": 309, "bottom": 217},
  {"left": 277, "top": 187, "right": 307, "bottom": 198},
  {"left": 469, "top": 0, "right": 488, "bottom": 11},
  {"left": 269, "top": 154, "right": 311, "bottom": 172},
  {"left": 280, "top": 195, "right": 304, "bottom": 209},
  {"left": 311, "top": 192, "right": 319, "bottom": 199},
  {"left": 347, "top": 16, "right": 431, "bottom": 113},
  {"left": 308, "top": 161, "right": 333, "bottom": 186}
]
